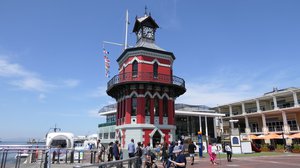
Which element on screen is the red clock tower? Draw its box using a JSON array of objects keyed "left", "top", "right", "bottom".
[{"left": 107, "top": 13, "right": 186, "bottom": 147}]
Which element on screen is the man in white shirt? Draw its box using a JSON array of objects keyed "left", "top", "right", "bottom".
[{"left": 225, "top": 144, "right": 232, "bottom": 162}]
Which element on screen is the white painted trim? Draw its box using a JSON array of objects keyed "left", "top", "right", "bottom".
[
  {"left": 119, "top": 56, "right": 171, "bottom": 72},
  {"left": 115, "top": 123, "right": 176, "bottom": 130},
  {"left": 118, "top": 91, "right": 173, "bottom": 101}
]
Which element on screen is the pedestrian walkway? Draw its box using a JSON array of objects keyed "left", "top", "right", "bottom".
[{"left": 154, "top": 153, "right": 300, "bottom": 168}]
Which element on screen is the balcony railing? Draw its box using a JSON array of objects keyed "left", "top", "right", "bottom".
[{"left": 107, "top": 72, "right": 185, "bottom": 90}]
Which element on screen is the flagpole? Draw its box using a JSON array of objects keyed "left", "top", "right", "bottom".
[{"left": 124, "top": 9, "right": 129, "bottom": 50}]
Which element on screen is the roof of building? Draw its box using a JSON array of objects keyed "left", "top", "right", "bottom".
[
  {"left": 216, "top": 87, "right": 300, "bottom": 107},
  {"left": 98, "top": 103, "right": 220, "bottom": 116}
]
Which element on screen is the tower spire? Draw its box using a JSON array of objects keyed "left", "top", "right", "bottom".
[{"left": 144, "top": 6, "right": 148, "bottom": 16}]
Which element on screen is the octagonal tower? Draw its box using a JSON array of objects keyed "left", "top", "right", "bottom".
[{"left": 106, "top": 13, "right": 186, "bottom": 147}]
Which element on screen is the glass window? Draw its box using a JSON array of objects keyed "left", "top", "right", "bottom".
[
  {"left": 163, "top": 97, "right": 168, "bottom": 117},
  {"left": 110, "top": 132, "right": 115, "bottom": 139},
  {"left": 145, "top": 96, "right": 150, "bottom": 116},
  {"left": 154, "top": 97, "right": 159, "bottom": 116},
  {"left": 131, "top": 95, "right": 137, "bottom": 116},
  {"left": 99, "top": 133, "right": 102, "bottom": 139},
  {"left": 104, "top": 133, "right": 109, "bottom": 139},
  {"left": 153, "top": 62, "right": 158, "bottom": 78},
  {"left": 132, "top": 60, "right": 138, "bottom": 77}
]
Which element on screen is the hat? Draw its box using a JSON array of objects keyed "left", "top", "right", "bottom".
[{"left": 173, "top": 146, "right": 182, "bottom": 153}]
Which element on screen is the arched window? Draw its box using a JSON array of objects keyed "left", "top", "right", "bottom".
[
  {"left": 153, "top": 62, "right": 158, "bottom": 78},
  {"left": 145, "top": 96, "right": 150, "bottom": 116},
  {"left": 132, "top": 60, "right": 138, "bottom": 77},
  {"left": 154, "top": 97, "right": 159, "bottom": 116},
  {"left": 163, "top": 97, "right": 168, "bottom": 117},
  {"left": 131, "top": 95, "right": 137, "bottom": 116}
]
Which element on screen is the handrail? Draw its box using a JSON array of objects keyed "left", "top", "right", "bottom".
[
  {"left": 73, "top": 156, "right": 141, "bottom": 168},
  {"left": 107, "top": 72, "right": 185, "bottom": 90}
]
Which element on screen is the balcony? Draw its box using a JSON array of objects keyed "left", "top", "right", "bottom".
[{"left": 107, "top": 72, "right": 186, "bottom": 97}]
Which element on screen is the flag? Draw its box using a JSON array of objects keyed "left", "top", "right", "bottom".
[
  {"left": 103, "top": 49, "right": 110, "bottom": 78},
  {"left": 103, "top": 49, "right": 109, "bottom": 55}
]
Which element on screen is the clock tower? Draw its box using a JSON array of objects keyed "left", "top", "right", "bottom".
[
  {"left": 133, "top": 14, "right": 159, "bottom": 42},
  {"left": 106, "top": 12, "right": 186, "bottom": 148}
]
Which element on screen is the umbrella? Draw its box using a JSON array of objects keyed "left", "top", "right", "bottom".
[
  {"left": 251, "top": 134, "right": 265, "bottom": 140},
  {"left": 290, "top": 133, "right": 300, "bottom": 139},
  {"left": 264, "top": 133, "right": 282, "bottom": 139}
]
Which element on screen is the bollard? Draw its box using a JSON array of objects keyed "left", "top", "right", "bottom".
[
  {"left": 90, "top": 151, "right": 93, "bottom": 164},
  {"left": 43, "top": 150, "right": 48, "bottom": 168},
  {"left": 70, "top": 150, "right": 74, "bottom": 163},
  {"left": 65, "top": 150, "right": 68, "bottom": 164}
]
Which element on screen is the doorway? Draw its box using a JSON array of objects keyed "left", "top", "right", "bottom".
[{"left": 152, "top": 131, "right": 162, "bottom": 147}]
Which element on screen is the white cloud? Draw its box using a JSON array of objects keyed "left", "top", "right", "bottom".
[
  {"left": 63, "top": 79, "right": 80, "bottom": 88},
  {"left": 10, "top": 77, "right": 54, "bottom": 92},
  {"left": 0, "top": 58, "right": 34, "bottom": 77},
  {"left": 0, "top": 57, "right": 80, "bottom": 92}
]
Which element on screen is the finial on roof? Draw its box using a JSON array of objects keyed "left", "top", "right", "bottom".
[{"left": 144, "top": 5, "right": 148, "bottom": 16}]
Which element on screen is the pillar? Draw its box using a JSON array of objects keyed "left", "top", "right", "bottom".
[
  {"left": 282, "top": 111, "right": 290, "bottom": 134},
  {"left": 205, "top": 116, "right": 209, "bottom": 144},
  {"left": 199, "top": 116, "right": 202, "bottom": 132},
  {"left": 256, "top": 99, "right": 261, "bottom": 112},
  {"left": 229, "top": 105, "right": 234, "bottom": 129},
  {"left": 273, "top": 96, "right": 278, "bottom": 110},
  {"left": 242, "top": 103, "right": 246, "bottom": 114},
  {"left": 245, "top": 116, "right": 250, "bottom": 134},
  {"left": 262, "top": 114, "right": 268, "bottom": 134},
  {"left": 293, "top": 92, "right": 299, "bottom": 107}
]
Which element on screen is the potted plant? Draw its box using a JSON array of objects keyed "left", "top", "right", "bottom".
[{"left": 292, "top": 144, "right": 300, "bottom": 153}]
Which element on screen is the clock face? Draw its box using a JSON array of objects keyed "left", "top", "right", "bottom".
[
  {"left": 137, "top": 28, "right": 142, "bottom": 39},
  {"left": 143, "top": 26, "right": 154, "bottom": 39}
]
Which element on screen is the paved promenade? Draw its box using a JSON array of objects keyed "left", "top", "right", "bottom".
[{"left": 9, "top": 153, "right": 300, "bottom": 168}]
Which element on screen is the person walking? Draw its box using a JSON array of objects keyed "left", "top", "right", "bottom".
[
  {"left": 168, "top": 146, "right": 186, "bottom": 168},
  {"left": 107, "top": 142, "right": 114, "bottom": 162},
  {"left": 188, "top": 140, "right": 196, "bottom": 165},
  {"left": 128, "top": 139, "right": 135, "bottom": 158},
  {"left": 208, "top": 143, "right": 218, "bottom": 165},
  {"left": 225, "top": 143, "right": 232, "bottom": 162},
  {"left": 97, "top": 139, "right": 105, "bottom": 163},
  {"left": 113, "top": 140, "right": 120, "bottom": 160},
  {"left": 161, "top": 142, "right": 168, "bottom": 168},
  {"left": 135, "top": 142, "right": 143, "bottom": 168}
]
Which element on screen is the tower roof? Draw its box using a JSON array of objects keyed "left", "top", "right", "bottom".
[{"left": 132, "top": 15, "right": 159, "bottom": 33}]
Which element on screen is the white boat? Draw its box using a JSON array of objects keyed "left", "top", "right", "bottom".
[{"left": 46, "top": 132, "right": 74, "bottom": 148}]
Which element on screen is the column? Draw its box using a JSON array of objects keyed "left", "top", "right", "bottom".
[
  {"left": 187, "top": 116, "right": 190, "bottom": 136},
  {"left": 282, "top": 111, "right": 290, "bottom": 134},
  {"left": 214, "top": 117, "right": 217, "bottom": 138},
  {"left": 242, "top": 103, "right": 246, "bottom": 114},
  {"left": 229, "top": 105, "right": 234, "bottom": 129},
  {"left": 273, "top": 96, "right": 278, "bottom": 110},
  {"left": 262, "top": 114, "right": 268, "bottom": 134},
  {"left": 199, "top": 116, "right": 202, "bottom": 132},
  {"left": 205, "top": 116, "right": 209, "bottom": 144},
  {"left": 293, "top": 92, "right": 299, "bottom": 107},
  {"left": 256, "top": 99, "right": 261, "bottom": 112},
  {"left": 245, "top": 116, "right": 250, "bottom": 134}
]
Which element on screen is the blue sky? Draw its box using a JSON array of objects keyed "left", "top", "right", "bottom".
[{"left": 1, "top": 0, "right": 300, "bottom": 140}]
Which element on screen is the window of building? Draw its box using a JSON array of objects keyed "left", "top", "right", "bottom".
[
  {"left": 154, "top": 97, "right": 159, "bottom": 116},
  {"left": 153, "top": 62, "right": 158, "bottom": 78},
  {"left": 267, "top": 121, "right": 283, "bottom": 132},
  {"left": 132, "top": 60, "right": 138, "bottom": 77},
  {"left": 163, "top": 97, "right": 168, "bottom": 117},
  {"left": 110, "top": 132, "right": 115, "bottom": 139},
  {"left": 104, "top": 133, "right": 109, "bottom": 139},
  {"left": 131, "top": 95, "right": 137, "bottom": 116},
  {"left": 145, "top": 96, "right": 150, "bottom": 116},
  {"left": 99, "top": 133, "right": 102, "bottom": 139},
  {"left": 250, "top": 123, "right": 259, "bottom": 132},
  {"left": 288, "top": 120, "right": 298, "bottom": 131}
]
